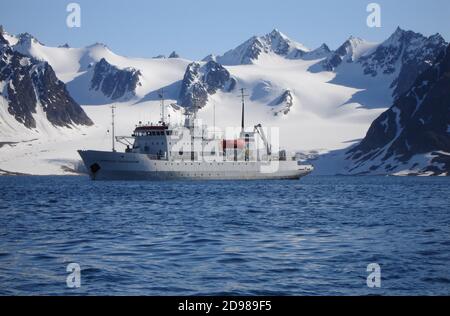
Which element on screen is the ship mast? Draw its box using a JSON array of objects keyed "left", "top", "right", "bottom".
[
  {"left": 111, "top": 104, "right": 116, "bottom": 152},
  {"left": 239, "top": 88, "right": 248, "bottom": 133},
  {"left": 213, "top": 102, "right": 216, "bottom": 139},
  {"left": 159, "top": 89, "right": 165, "bottom": 125},
  {"left": 190, "top": 97, "right": 199, "bottom": 161}
]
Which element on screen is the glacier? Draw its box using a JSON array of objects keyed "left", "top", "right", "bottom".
[{"left": 0, "top": 27, "right": 447, "bottom": 175}]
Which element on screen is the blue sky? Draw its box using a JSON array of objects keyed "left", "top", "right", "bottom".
[{"left": 1, "top": 0, "right": 449, "bottom": 60}]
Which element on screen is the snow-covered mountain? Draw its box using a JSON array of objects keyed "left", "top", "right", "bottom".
[
  {"left": 0, "top": 25, "right": 448, "bottom": 175},
  {"left": 270, "top": 90, "right": 294, "bottom": 116},
  {"left": 178, "top": 61, "right": 236, "bottom": 108},
  {"left": 322, "top": 36, "right": 378, "bottom": 71},
  {"left": 302, "top": 44, "right": 331, "bottom": 60},
  {"left": 90, "top": 58, "right": 142, "bottom": 100},
  {"left": 0, "top": 31, "right": 92, "bottom": 134},
  {"left": 365, "top": 28, "right": 447, "bottom": 99},
  {"left": 168, "top": 51, "right": 180, "bottom": 59},
  {"left": 215, "top": 29, "right": 311, "bottom": 65},
  {"left": 343, "top": 43, "right": 450, "bottom": 176},
  {"left": 323, "top": 27, "right": 447, "bottom": 100}
]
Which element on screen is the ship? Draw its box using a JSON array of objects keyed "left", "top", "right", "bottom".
[{"left": 78, "top": 89, "right": 313, "bottom": 180}]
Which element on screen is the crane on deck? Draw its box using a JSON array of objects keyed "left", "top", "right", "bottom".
[{"left": 254, "top": 124, "right": 272, "bottom": 157}]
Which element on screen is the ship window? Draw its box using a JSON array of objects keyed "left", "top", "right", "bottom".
[{"left": 179, "top": 150, "right": 183, "bottom": 156}]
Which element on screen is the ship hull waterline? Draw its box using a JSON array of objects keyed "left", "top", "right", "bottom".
[{"left": 78, "top": 150, "right": 313, "bottom": 181}]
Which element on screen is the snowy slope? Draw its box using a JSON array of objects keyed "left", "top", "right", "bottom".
[
  {"left": 1, "top": 31, "right": 92, "bottom": 144},
  {"left": 9, "top": 34, "right": 192, "bottom": 102},
  {"left": 0, "top": 27, "right": 446, "bottom": 175},
  {"left": 216, "top": 29, "right": 311, "bottom": 65}
]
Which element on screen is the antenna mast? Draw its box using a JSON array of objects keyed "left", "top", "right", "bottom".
[
  {"left": 159, "top": 89, "right": 165, "bottom": 125},
  {"left": 190, "top": 97, "right": 198, "bottom": 161},
  {"left": 111, "top": 104, "right": 116, "bottom": 152},
  {"left": 239, "top": 88, "right": 248, "bottom": 133}
]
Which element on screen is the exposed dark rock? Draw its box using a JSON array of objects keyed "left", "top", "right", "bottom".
[
  {"left": 1, "top": 48, "right": 37, "bottom": 128},
  {"left": 0, "top": 31, "right": 8, "bottom": 47},
  {"left": 202, "top": 54, "right": 217, "bottom": 62},
  {"left": 266, "top": 29, "right": 291, "bottom": 55},
  {"left": 360, "top": 27, "right": 447, "bottom": 98},
  {"left": 219, "top": 35, "right": 264, "bottom": 65},
  {"left": 324, "top": 28, "right": 448, "bottom": 101},
  {"left": 322, "top": 36, "right": 364, "bottom": 71},
  {"left": 217, "top": 29, "right": 309, "bottom": 65},
  {"left": 0, "top": 45, "right": 92, "bottom": 128},
  {"left": 346, "top": 44, "right": 450, "bottom": 175},
  {"left": 178, "top": 61, "right": 236, "bottom": 108},
  {"left": 178, "top": 62, "right": 208, "bottom": 109},
  {"left": 90, "top": 58, "right": 142, "bottom": 100},
  {"left": 168, "top": 51, "right": 180, "bottom": 58},
  {"left": 270, "top": 90, "right": 294, "bottom": 116},
  {"left": 203, "top": 61, "right": 235, "bottom": 93},
  {"left": 33, "top": 62, "right": 93, "bottom": 127},
  {"left": 303, "top": 44, "right": 331, "bottom": 60}
]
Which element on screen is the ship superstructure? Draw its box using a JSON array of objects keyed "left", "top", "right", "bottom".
[{"left": 78, "top": 89, "right": 313, "bottom": 180}]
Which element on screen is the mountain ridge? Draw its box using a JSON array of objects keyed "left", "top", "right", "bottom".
[
  {"left": 0, "top": 31, "right": 92, "bottom": 133},
  {"left": 0, "top": 25, "right": 448, "bottom": 175},
  {"left": 344, "top": 43, "right": 450, "bottom": 176}
]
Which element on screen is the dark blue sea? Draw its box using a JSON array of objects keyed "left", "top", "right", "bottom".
[{"left": 0, "top": 176, "right": 449, "bottom": 296}]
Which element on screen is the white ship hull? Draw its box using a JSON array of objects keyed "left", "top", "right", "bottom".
[{"left": 78, "top": 150, "right": 313, "bottom": 181}]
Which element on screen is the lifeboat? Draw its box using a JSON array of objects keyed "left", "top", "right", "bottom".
[{"left": 221, "top": 139, "right": 246, "bottom": 149}]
